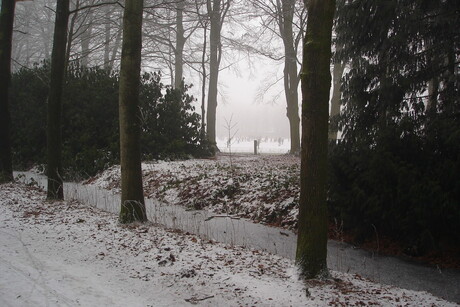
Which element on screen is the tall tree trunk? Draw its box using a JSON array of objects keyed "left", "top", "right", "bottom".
[
  {"left": 65, "top": 1, "right": 78, "bottom": 69},
  {"left": 280, "top": 0, "right": 300, "bottom": 154},
  {"left": 328, "top": 61, "right": 345, "bottom": 141},
  {"left": 201, "top": 24, "right": 207, "bottom": 135},
  {"left": 109, "top": 29, "right": 122, "bottom": 71},
  {"left": 0, "top": 0, "right": 16, "bottom": 183},
  {"left": 41, "top": 27, "right": 51, "bottom": 60},
  {"left": 296, "top": 0, "right": 335, "bottom": 279},
  {"left": 25, "top": 15, "right": 30, "bottom": 67},
  {"left": 118, "top": 0, "right": 146, "bottom": 224},
  {"left": 47, "top": 0, "right": 70, "bottom": 200},
  {"left": 174, "top": 0, "right": 185, "bottom": 89},
  {"left": 103, "top": 7, "right": 111, "bottom": 69},
  {"left": 427, "top": 77, "right": 439, "bottom": 113},
  {"left": 206, "top": 0, "right": 221, "bottom": 148},
  {"left": 284, "top": 64, "right": 300, "bottom": 154}
]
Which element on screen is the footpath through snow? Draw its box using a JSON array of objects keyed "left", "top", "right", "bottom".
[{"left": 1, "top": 182, "right": 458, "bottom": 306}]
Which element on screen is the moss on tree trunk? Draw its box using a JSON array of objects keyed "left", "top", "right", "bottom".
[
  {"left": 296, "top": 0, "right": 335, "bottom": 279},
  {"left": 118, "top": 0, "right": 147, "bottom": 224}
]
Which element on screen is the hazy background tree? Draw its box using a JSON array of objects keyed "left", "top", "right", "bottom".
[
  {"left": 205, "top": 0, "right": 231, "bottom": 149},
  {"left": 65, "top": 0, "right": 124, "bottom": 68},
  {"left": 328, "top": 52, "right": 345, "bottom": 141},
  {"left": 196, "top": 3, "right": 209, "bottom": 134},
  {"left": 12, "top": 0, "right": 55, "bottom": 68},
  {"left": 231, "top": 0, "right": 307, "bottom": 153},
  {"left": 103, "top": 4, "right": 123, "bottom": 71},
  {"left": 118, "top": 0, "right": 146, "bottom": 223},
  {"left": 296, "top": 0, "right": 335, "bottom": 279},
  {"left": 142, "top": 0, "right": 202, "bottom": 87},
  {"left": 252, "top": 0, "right": 306, "bottom": 154},
  {"left": 12, "top": 0, "right": 124, "bottom": 70},
  {"left": 0, "top": 0, "right": 16, "bottom": 183}
]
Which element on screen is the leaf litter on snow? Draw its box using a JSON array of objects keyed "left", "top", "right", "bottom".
[{"left": 88, "top": 155, "right": 301, "bottom": 230}]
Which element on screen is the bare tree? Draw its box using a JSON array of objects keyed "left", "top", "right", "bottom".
[
  {"left": 118, "top": 0, "right": 147, "bottom": 223},
  {"left": 47, "top": 0, "right": 70, "bottom": 200},
  {"left": 65, "top": 0, "right": 124, "bottom": 68},
  {"left": 11, "top": 0, "right": 124, "bottom": 70},
  {"left": 141, "top": 0, "right": 203, "bottom": 87},
  {"left": 296, "top": 0, "right": 335, "bottom": 279},
  {"left": 242, "top": 0, "right": 306, "bottom": 154},
  {"left": 174, "top": 0, "right": 186, "bottom": 88},
  {"left": 198, "top": 10, "right": 208, "bottom": 135},
  {"left": 206, "top": 0, "right": 231, "bottom": 149},
  {"left": 277, "top": 0, "right": 303, "bottom": 154},
  {"left": 12, "top": 0, "right": 55, "bottom": 68}
]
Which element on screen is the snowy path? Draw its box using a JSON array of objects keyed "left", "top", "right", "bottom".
[
  {"left": 0, "top": 227, "right": 178, "bottom": 306},
  {"left": 0, "top": 188, "right": 181, "bottom": 306},
  {"left": 14, "top": 172, "right": 460, "bottom": 304}
]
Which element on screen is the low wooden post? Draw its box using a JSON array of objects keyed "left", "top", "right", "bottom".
[{"left": 254, "top": 140, "right": 258, "bottom": 155}]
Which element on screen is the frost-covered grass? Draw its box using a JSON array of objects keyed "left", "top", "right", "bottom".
[
  {"left": 88, "top": 155, "right": 301, "bottom": 230},
  {"left": 1, "top": 182, "right": 456, "bottom": 306}
]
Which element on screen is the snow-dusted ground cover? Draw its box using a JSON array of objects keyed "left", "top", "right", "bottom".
[
  {"left": 1, "top": 183, "right": 457, "bottom": 306},
  {"left": 89, "top": 155, "right": 301, "bottom": 230}
]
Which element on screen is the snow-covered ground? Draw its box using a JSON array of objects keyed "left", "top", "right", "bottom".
[{"left": 1, "top": 182, "right": 458, "bottom": 306}]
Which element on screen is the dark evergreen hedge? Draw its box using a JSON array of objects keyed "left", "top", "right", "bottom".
[
  {"left": 10, "top": 63, "right": 213, "bottom": 179},
  {"left": 328, "top": 0, "right": 460, "bottom": 255}
]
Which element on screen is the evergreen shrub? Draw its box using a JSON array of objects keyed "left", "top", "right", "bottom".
[
  {"left": 329, "top": 0, "right": 460, "bottom": 254},
  {"left": 10, "top": 63, "right": 212, "bottom": 179}
]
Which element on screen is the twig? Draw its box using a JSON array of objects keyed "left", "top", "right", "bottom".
[
  {"left": 205, "top": 215, "right": 240, "bottom": 221},
  {"left": 184, "top": 295, "right": 215, "bottom": 304}
]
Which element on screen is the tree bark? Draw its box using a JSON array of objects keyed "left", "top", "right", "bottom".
[
  {"left": 296, "top": 0, "right": 335, "bottom": 279},
  {"left": 118, "top": 0, "right": 147, "bottom": 224},
  {"left": 0, "top": 0, "right": 16, "bottom": 183},
  {"left": 47, "top": 0, "right": 70, "bottom": 200}
]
